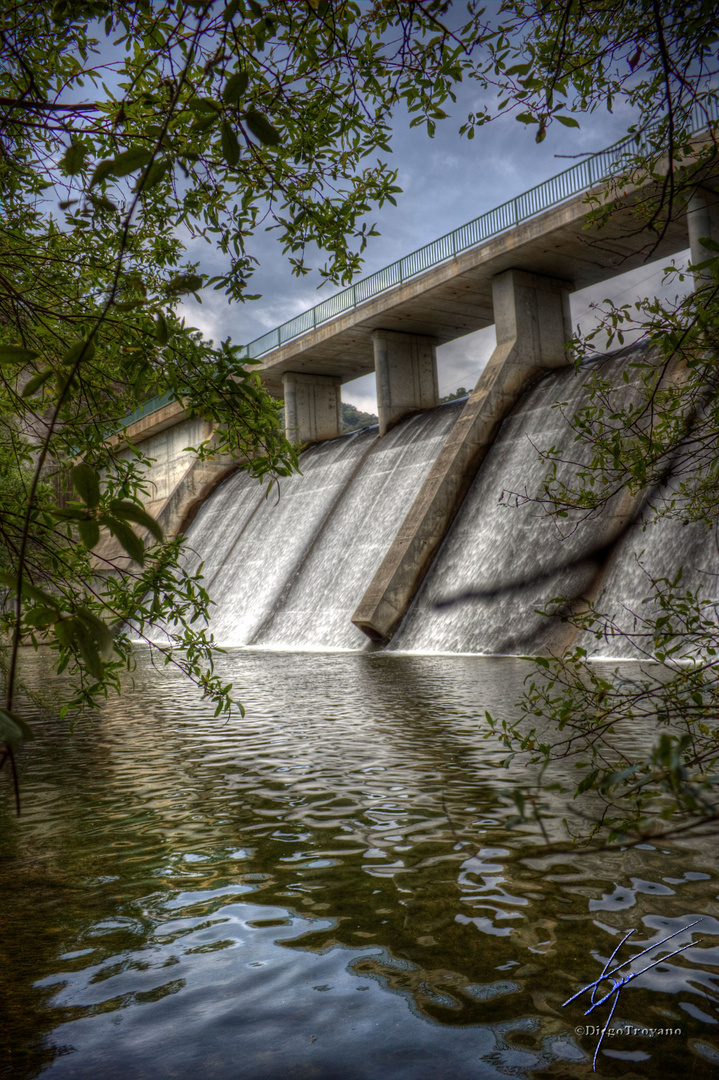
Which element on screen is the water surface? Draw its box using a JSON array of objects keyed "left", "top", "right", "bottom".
[{"left": 2, "top": 650, "right": 719, "bottom": 1079}]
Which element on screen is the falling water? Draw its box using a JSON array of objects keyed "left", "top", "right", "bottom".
[
  {"left": 584, "top": 474, "right": 719, "bottom": 660},
  {"left": 183, "top": 347, "right": 717, "bottom": 658},
  {"left": 183, "top": 402, "right": 463, "bottom": 649},
  {"left": 393, "top": 347, "right": 718, "bottom": 656}
]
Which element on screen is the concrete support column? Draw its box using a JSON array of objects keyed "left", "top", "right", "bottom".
[
  {"left": 352, "top": 269, "right": 572, "bottom": 642},
  {"left": 687, "top": 187, "right": 719, "bottom": 282},
  {"left": 373, "top": 330, "right": 439, "bottom": 436},
  {"left": 491, "top": 268, "right": 572, "bottom": 373},
  {"left": 282, "top": 372, "right": 342, "bottom": 444}
]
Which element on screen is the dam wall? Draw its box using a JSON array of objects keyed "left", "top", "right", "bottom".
[
  {"left": 180, "top": 345, "right": 718, "bottom": 658},
  {"left": 127, "top": 142, "right": 719, "bottom": 652},
  {"left": 181, "top": 402, "right": 462, "bottom": 650}
]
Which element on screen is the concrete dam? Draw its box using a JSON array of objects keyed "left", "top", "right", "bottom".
[
  {"left": 178, "top": 342, "right": 717, "bottom": 658},
  {"left": 122, "top": 122, "right": 718, "bottom": 656}
]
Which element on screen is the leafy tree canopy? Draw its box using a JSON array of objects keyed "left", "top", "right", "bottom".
[
  {"left": 1, "top": 0, "right": 718, "bottom": 842},
  {"left": 0, "top": 0, "right": 487, "bottom": 767}
]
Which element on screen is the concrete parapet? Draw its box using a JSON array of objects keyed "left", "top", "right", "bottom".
[
  {"left": 352, "top": 269, "right": 572, "bottom": 642},
  {"left": 283, "top": 371, "right": 342, "bottom": 444},
  {"left": 373, "top": 330, "right": 439, "bottom": 436},
  {"left": 93, "top": 415, "right": 233, "bottom": 567}
]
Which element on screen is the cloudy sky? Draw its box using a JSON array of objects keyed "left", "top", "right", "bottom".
[{"left": 179, "top": 70, "right": 691, "bottom": 416}]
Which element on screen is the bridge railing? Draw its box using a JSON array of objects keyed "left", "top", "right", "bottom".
[
  {"left": 241, "top": 101, "right": 717, "bottom": 362},
  {"left": 122, "top": 101, "right": 717, "bottom": 427},
  {"left": 118, "top": 391, "right": 176, "bottom": 431}
]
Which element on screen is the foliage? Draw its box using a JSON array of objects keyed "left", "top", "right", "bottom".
[
  {"left": 486, "top": 266, "right": 719, "bottom": 847},
  {"left": 440, "top": 386, "right": 469, "bottom": 403},
  {"left": 474, "top": 2, "right": 719, "bottom": 846},
  {"left": 1, "top": 0, "right": 718, "bottom": 844},
  {"left": 0, "top": 0, "right": 489, "bottom": 780},
  {"left": 341, "top": 401, "right": 377, "bottom": 433}
]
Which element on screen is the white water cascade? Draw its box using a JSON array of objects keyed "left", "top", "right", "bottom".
[
  {"left": 183, "top": 401, "right": 463, "bottom": 650},
  {"left": 182, "top": 347, "right": 717, "bottom": 657}
]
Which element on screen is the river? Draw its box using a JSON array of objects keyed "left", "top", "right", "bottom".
[{"left": 1, "top": 649, "right": 718, "bottom": 1078}]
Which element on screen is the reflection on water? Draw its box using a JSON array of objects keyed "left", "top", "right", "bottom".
[{"left": 1, "top": 651, "right": 719, "bottom": 1078}]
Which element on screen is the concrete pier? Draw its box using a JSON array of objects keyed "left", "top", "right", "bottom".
[
  {"left": 687, "top": 187, "right": 719, "bottom": 279},
  {"left": 282, "top": 371, "right": 342, "bottom": 444},
  {"left": 373, "top": 330, "right": 439, "bottom": 436},
  {"left": 352, "top": 269, "right": 572, "bottom": 642}
]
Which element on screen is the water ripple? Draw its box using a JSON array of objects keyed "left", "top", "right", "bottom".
[{"left": 1, "top": 650, "right": 718, "bottom": 1078}]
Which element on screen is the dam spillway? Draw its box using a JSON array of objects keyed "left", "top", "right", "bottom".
[
  {"left": 182, "top": 346, "right": 718, "bottom": 657},
  {"left": 182, "top": 400, "right": 463, "bottom": 650}
]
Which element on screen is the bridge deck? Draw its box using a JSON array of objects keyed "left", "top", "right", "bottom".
[{"left": 256, "top": 179, "right": 690, "bottom": 397}]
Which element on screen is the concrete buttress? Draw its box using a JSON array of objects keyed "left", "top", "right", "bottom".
[
  {"left": 373, "top": 330, "right": 439, "bottom": 435},
  {"left": 352, "top": 269, "right": 573, "bottom": 642},
  {"left": 283, "top": 371, "right": 342, "bottom": 444}
]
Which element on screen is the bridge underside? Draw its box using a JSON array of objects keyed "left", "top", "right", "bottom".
[{"left": 256, "top": 178, "right": 700, "bottom": 400}]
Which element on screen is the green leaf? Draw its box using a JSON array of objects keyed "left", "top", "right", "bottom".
[
  {"left": 72, "top": 463, "right": 101, "bottom": 508},
  {"left": 0, "top": 570, "right": 17, "bottom": 592},
  {"left": 576, "top": 769, "right": 599, "bottom": 795},
  {"left": 114, "top": 300, "right": 145, "bottom": 312},
  {"left": 0, "top": 570, "right": 58, "bottom": 608},
  {"left": 50, "top": 504, "right": 93, "bottom": 522},
  {"left": 72, "top": 620, "right": 105, "bottom": 680},
  {"left": 0, "top": 344, "right": 39, "bottom": 364},
  {"left": 136, "top": 158, "right": 171, "bottom": 191},
  {"left": 165, "top": 274, "right": 203, "bottom": 295},
  {"left": 555, "top": 114, "right": 581, "bottom": 128},
  {"left": 155, "top": 311, "right": 170, "bottom": 345},
  {"left": 223, "top": 70, "right": 249, "bottom": 104},
  {"left": 61, "top": 337, "right": 95, "bottom": 366},
  {"left": 78, "top": 519, "right": 100, "bottom": 549},
  {"left": 86, "top": 192, "right": 119, "bottom": 214},
  {"left": 77, "top": 606, "right": 114, "bottom": 656},
  {"left": 108, "top": 147, "right": 154, "bottom": 178},
  {"left": 190, "top": 113, "right": 221, "bottom": 133},
  {"left": 89, "top": 158, "right": 116, "bottom": 187},
  {"left": 60, "top": 140, "right": 88, "bottom": 175},
  {"left": 222, "top": 0, "right": 240, "bottom": 20},
  {"left": 221, "top": 122, "right": 240, "bottom": 167},
  {"left": 102, "top": 516, "right": 145, "bottom": 564},
  {"left": 25, "top": 606, "right": 61, "bottom": 629},
  {"left": 244, "top": 110, "right": 280, "bottom": 146},
  {"left": 0, "top": 709, "right": 34, "bottom": 745},
  {"left": 695, "top": 236, "right": 719, "bottom": 252},
  {"left": 53, "top": 616, "right": 77, "bottom": 648},
  {"left": 189, "top": 97, "right": 221, "bottom": 114},
  {"left": 22, "top": 369, "right": 54, "bottom": 397},
  {"left": 109, "top": 499, "right": 163, "bottom": 542}
]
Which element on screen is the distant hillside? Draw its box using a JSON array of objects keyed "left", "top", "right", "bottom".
[
  {"left": 342, "top": 402, "right": 378, "bottom": 433},
  {"left": 440, "top": 387, "right": 470, "bottom": 403}
]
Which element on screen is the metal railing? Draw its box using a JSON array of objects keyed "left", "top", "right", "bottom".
[
  {"left": 242, "top": 100, "right": 717, "bottom": 362},
  {"left": 119, "top": 391, "right": 175, "bottom": 430},
  {"left": 124, "top": 100, "right": 718, "bottom": 426}
]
